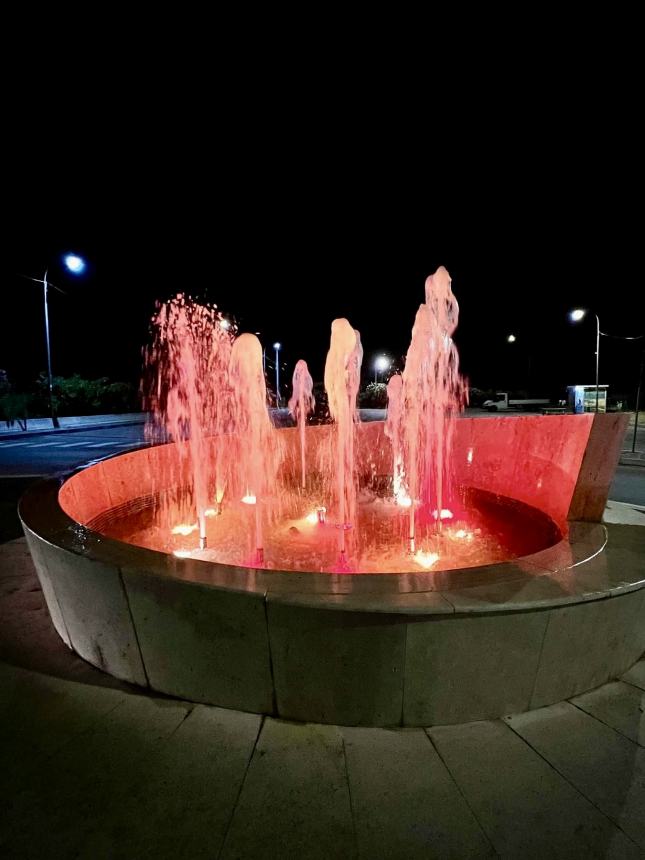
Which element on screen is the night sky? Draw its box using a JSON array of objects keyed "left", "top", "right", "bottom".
[{"left": 3, "top": 146, "right": 643, "bottom": 406}]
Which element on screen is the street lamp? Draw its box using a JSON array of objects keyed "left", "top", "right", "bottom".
[
  {"left": 21, "top": 253, "right": 88, "bottom": 428},
  {"left": 506, "top": 334, "right": 516, "bottom": 343},
  {"left": 570, "top": 308, "right": 601, "bottom": 412},
  {"left": 374, "top": 355, "right": 390, "bottom": 384},
  {"left": 273, "top": 342, "right": 281, "bottom": 406},
  {"left": 63, "top": 254, "right": 86, "bottom": 275}
]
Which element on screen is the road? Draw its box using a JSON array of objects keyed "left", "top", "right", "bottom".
[
  {"left": 0, "top": 427, "right": 152, "bottom": 542},
  {"left": 609, "top": 465, "right": 645, "bottom": 506},
  {"left": 0, "top": 425, "right": 150, "bottom": 477},
  {"left": 1, "top": 418, "right": 643, "bottom": 542}
]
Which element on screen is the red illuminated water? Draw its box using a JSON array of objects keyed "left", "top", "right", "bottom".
[
  {"left": 323, "top": 319, "right": 363, "bottom": 567},
  {"left": 142, "top": 296, "right": 233, "bottom": 545},
  {"left": 125, "top": 269, "right": 560, "bottom": 574},
  {"left": 400, "top": 266, "right": 467, "bottom": 553},
  {"left": 288, "top": 359, "right": 315, "bottom": 490},
  {"left": 98, "top": 485, "right": 560, "bottom": 573}
]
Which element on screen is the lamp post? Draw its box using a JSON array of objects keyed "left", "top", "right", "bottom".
[
  {"left": 570, "top": 309, "right": 600, "bottom": 412},
  {"left": 570, "top": 309, "right": 644, "bottom": 426},
  {"left": 632, "top": 346, "right": 644, "bottom": 453},
  {"left": 21, "top": 253, "right": 87, "bottom": 428},
  {"left": 374, "top": 355, "right": 390, "bottom": 384},
  {"left": 273, "top": 342, "right": 281, "bottom": 406}
]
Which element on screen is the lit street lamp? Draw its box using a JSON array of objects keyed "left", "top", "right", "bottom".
[
  {"left": 20, "top": 253, "right": 88, "bottom": 428},
  {"left": 570, "top": 308, "right": 601, "bottom": 412},
  {"left": 273, "top": 342, "right": 281, "bottom": 406},
  {"left": 506, "top": 334, "right": 516, "bottom": 343},
  {"left": 63, "top": 254, "right": 86, "bottom": 275},
  {"left": 570, "top": 309, "right": 644, "bottom": 431},
  {"left": 374, "top": 354, "right": 390, "bottom": 384}
]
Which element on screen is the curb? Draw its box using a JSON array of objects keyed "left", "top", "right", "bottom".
[
  {"left": 0, "top": 418, "right": 146, "bottom": 442},
  {"left": 620, "top": 457, "right": 645, "bottom": 468}
]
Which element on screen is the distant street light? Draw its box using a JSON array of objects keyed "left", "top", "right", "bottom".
[
  {"left": 374, "top": 354, "right": 390, "bottom": 384},
  {"left": 273, "top": 342, "right": 281, "bottom": 406},
  {"left": 20, "top": 253, "right": 88, "bottom": 428},
  {"left": 570, "top": 309, "right": 644, "bottom": 428},
  {"left": 570, "top": 308, "right": 601, "bottom": 412},
  {"left": 504, "top": 333, "right": 533, "bottom": 384}
]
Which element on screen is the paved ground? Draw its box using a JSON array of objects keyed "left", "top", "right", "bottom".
[{"left": 0, "top": 536, "right": 643, "bottom": 858}]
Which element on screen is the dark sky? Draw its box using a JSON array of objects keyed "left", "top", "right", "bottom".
[{"left": 3, "top": 132, "right": 643, "bottom": 404}]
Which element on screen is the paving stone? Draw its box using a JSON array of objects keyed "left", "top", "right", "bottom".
[
  {"left": 622, "top": 659, "right": 645, "bottom": 692},
  {"left": 221, "top": 718, "right": 355, "bottom": 859},
  {"left": 572, "top": 681, "right": 645, "bottom": 747},
  {"left": 341, "top": 725, "right": 494, "bottom": 858},
  {"left": 428, "top": 718, "right": 641, "bottom": 858},
  {"left": 506, "top": 701, "right": 645, "bottom": 849},
  {"left": 0, "top": 692, "right": 190, "bottom": 858},
  {"left": 77, "top": 704, "right": 262, "bottom": 859}
]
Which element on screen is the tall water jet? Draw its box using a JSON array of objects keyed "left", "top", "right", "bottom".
[
  {"left": 143, "top": 296, "right": 233, "bottom": 546},
  {"left": 288, "top": 359, "right": 315, "bottom": 489},
  {"left": 401, "top": 266, "right": 467, "bottom": 553},
  {"left": 228, "top": 333, "right": 276, "bottom": 563},
  {"left": 385, "top": 374, "right": 404, "bottom": 501},
  {"left": 324, "top": 319, "right": 363, "bottom": 566}
]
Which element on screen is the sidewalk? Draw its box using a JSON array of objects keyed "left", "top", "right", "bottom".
[
  {"left": 1, "top": 535, "right": 644, "bottom": 857},
  {"left": 0, "top": 413, "right": 147, "bottom": 441}
]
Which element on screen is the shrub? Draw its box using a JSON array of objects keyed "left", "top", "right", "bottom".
[{"left": 359, "top": 382, "right": 388, "bottom": 409}]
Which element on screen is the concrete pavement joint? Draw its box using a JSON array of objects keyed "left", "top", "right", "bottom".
[
  {"left": 340, "top": 734, "right": 359, "bottom": 860},
  {"left": 422, "top": 729, "right": 499, "bottom": 856},
  {"left": 567, "top": 696, "right": 644, "bottom": 750},
  {"left": 216, "top": 714, "right": 265, "bottom": 860},
  {"left": 118, "top": 566, "right": 151, "bottom": 689},
  {"left": 528, "top": 611, "right": 552, "bottom": 709},
  {"left": 502, "top": 713, "right": 643, "bottom": 850}
]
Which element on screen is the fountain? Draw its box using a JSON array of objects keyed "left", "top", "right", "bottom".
[
  {"left": 98, "top": 271, "right": 559, "bottom": 574},
  {"left": 19, "top": 267, "right": 642, "bottom": 728}
]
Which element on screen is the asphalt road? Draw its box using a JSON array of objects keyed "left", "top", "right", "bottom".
[
  {"left": 609, "top": 465, "right": 645, "bottom": 506},
  {"left": 0, "top": 426, "right": 153, "bottom": 542},
  {"left": 0, "top": 425, "right": 150, "bottom": 477},
  {"left": 1, "top": 419, "right": 643, "bottom": 543}
]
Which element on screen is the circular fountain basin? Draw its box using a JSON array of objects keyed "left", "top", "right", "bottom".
[
  {"left": 93, "top": 484, "right": 562, "bottom": 575},
  {"left": 19, "top": 417, "right": 645, "bottom": 727}
]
